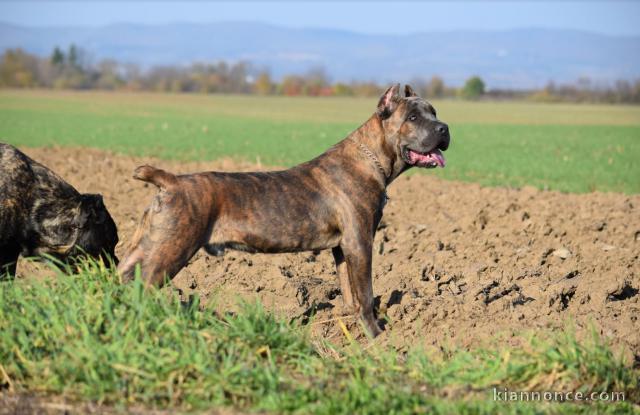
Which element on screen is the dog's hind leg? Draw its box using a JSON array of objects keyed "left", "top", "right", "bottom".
[
  {"left": 118, "top": 204, "right": 205, "bottom": 286},
  {"left": 118, "top": 172, "right": 209, "bottom": 287},
  {"left": 117, "top": 208, "right": 152, "bottom": 283},
  {"left": 119, "top": 193, "right": 209, "bottom": 287}
]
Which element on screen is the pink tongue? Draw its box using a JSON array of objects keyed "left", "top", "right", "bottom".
[{"left": 408, "top": 149, "right": 446, "bottom": 167}]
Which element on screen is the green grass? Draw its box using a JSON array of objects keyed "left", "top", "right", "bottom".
[
  {"left": 1, "top": 260, "right": 638, "bottom": 413},
  {"left": 0, "top": 90, "right": 639, "bottom": 193}
]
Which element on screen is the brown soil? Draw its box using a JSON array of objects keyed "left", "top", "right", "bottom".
[{"left": 15, "top": 146, "right": 640, "bottom": 360}]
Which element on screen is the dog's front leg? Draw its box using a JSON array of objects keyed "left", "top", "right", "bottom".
[
  {"left": 339, "top": 239, "right": 382, "bottom": 337},
  {"left": 332, "top": 246, "right": 354, "bottom": 313}
]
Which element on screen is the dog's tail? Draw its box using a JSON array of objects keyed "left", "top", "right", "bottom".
[{"left": 133, "top": 165, "right": 178, "bottom": 190}]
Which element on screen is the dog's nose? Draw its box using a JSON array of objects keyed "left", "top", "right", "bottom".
[{"left": 437, "top": 123, "right": 450, "bottom": 151}]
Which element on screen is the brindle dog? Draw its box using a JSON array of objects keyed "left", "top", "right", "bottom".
[
  {"left": 118, "top": 84, "right": 450, "bottom": 336},
  {"left": 0, "top": 143, "right": 119, "bottom": 277}
]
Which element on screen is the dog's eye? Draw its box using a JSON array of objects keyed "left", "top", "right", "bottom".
[{"left": 409, "top": 115, "right": 417, "bottom": 121}]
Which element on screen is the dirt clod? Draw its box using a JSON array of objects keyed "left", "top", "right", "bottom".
[
  {"left": 552, "top": 247, "right": 572, "bottom": 260},
  {"left": 607, "top": 281, "right": 639, "bottom": 302}
]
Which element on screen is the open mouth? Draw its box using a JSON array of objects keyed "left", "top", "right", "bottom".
[{"left": 403, "top": 147, "right": 446, "bottom": 168}]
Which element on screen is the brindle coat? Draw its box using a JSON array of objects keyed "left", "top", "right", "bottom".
[
  {"left": 118, "top": 84, "right": 450, "bottom": 336},
  {"left": 0, "top": 143, "right": 119, "bottom": 277}
]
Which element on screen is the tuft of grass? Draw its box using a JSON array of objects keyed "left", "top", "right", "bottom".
[
  {"left": 1, "top": 90, "right": 639, "bottom": 193},
  {"left": 0, "top": 259, "right": 638, "bottom": 413}
]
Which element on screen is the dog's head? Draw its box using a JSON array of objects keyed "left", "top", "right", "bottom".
[
  {"left": 29, "top": 193, "right": 119, "bottom": 266},
  {"left": 377, "top": 84, "right": 450, "bottom": 169},
  {"left": 68, "top": 194, "right": 119, "bottom": 265}
]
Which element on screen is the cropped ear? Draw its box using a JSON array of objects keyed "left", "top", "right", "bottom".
[
  {"left": 404, "top": 84, "right": 418, "bottom": 97},
  {"left": 377, "top": 83, "right": 401, "bottom": 119}
]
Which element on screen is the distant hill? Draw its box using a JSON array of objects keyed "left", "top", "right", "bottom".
[{"left": 1, "top": 21, "right": 638, "bottom": 89}]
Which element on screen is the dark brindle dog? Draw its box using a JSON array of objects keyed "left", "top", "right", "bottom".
[
  {"left": 118, "top": 84, "right": 450, "bottom": 336},
  {"left": 0, "top": 144, "right": 119, "bottom": 276}
]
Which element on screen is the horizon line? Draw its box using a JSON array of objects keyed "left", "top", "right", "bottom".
[{"left": 1, "top": 19, "right": 638, "bottom": 39}]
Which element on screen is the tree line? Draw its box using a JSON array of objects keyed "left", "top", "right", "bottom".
[{"left": 1, "top": 46, "right": 639, "bottom": 104}]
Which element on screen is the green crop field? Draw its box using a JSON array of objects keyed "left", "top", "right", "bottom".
[{"left": 1, "top": 90, "right": 639, "bottom": 193}]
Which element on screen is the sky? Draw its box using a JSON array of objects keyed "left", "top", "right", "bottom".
[{"left": 1, "top": 1, "right": 639, "bottom": 36}]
